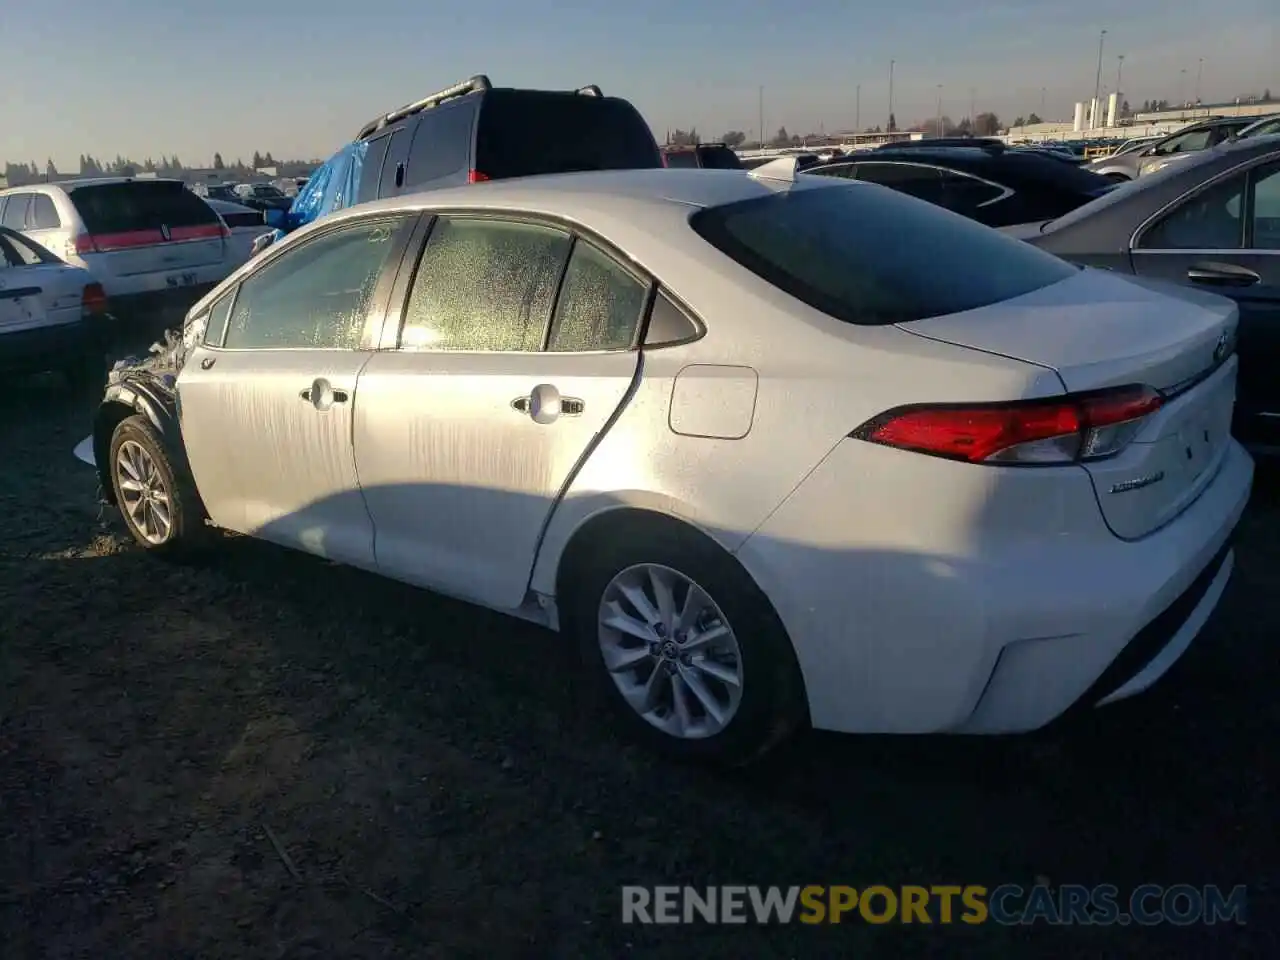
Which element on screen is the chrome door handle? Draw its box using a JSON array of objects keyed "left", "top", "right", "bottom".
[
  {"left": 511, "top": 395, "right": 584, "bottom": 416},
  {"left": 511, "top": 396, "right": 531, "bottom": 414},
  {"left": 302, "top": 379, "right": 348, "bottom": 410},
  {"left": 512, "top": 383, "right": 579, "bottom": 424}
]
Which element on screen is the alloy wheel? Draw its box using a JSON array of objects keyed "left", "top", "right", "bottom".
[{"left": 115, "top": 440, "right": 172, "bottom": 545}]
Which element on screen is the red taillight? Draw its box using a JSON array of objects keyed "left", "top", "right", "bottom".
[
  {"left": 467, "top": 169, "right": 491, "bottom": 183},
  {"left": 853, "top": 385, "right": 1164, "bottom": 465},
  {"left": 73, "top": 234, "right": 97, "bottom": 255},
  {"left": 81, "top": 283, "right": 108, "bottom": 316}
]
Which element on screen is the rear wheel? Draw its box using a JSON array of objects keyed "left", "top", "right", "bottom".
[
  {"left": 108, "top": 415, "right": 209, "bottom": 554},
  {"left": 565, "top": 523, "right": 806, "bottom": 766}
]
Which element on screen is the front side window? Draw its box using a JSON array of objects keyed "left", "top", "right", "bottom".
[
  {"left": 1, "top": 196, "right": 29, "bottom": 230},
  {"left": 401, "top": 217, "right": 571, "bottom": 351},
  {"left": 223, "top": 216, "right": 407, "bottom": 349},
  {"left": 546, "top": 241, "right": 649, "bottom": 352},
  {"left": 1251, "top": 163, "right": 1280, "bottom": 250},
  {"left": 0, "top": 230, "right": 54, "bottom": 266},
  {"left": 1138, "top": 174, "right": 1245, "bottom": 250},
  {"left": 204, "top": 293, "right": 234, "bottom": 347},
  {"left": 691, "top": 184, "right": 1076, "bottom": 326},
  {"left": 1153, "top": 129, "right": 1213, "bottom": 156}
]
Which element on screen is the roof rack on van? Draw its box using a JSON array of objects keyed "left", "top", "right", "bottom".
[
  {"left": 356, "top": 75, "right": 493, "bottom": 140},
  {"left": 577, "top": 85, "right": 603, "bottom": 97}
]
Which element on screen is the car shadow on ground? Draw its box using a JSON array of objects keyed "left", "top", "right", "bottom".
[{"left": 2, "top": 378, "right": 1276, "bottom": 957}]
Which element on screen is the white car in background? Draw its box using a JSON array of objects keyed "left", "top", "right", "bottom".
[
  {"left": 204, "top": 198, "right": 267, "bottom": 267},
  {"left": 0, "top": 226, "right": 110, "bottom": 380},
  {"left": 0, "top": 178, "right": 239, "bottom": 333},
  {"left": 77, "top": 163, "right": 1251, "bottom": 765}
]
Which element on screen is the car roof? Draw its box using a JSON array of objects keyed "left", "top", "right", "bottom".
[
  {"left": 1, "top": 177, "right": 184, "bottom": 194},
  {"left": 204, "top": 198, "right": 257, "bottom": 214}
]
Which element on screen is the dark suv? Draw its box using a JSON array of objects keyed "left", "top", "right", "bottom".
[
  {"left": 660, "top": 143, "right": 743, "bottom": 170},
  {"left": 805, "top": 142, "right": 1115, "bottom": 227},
  {"left": 354, "top": 75, "right": 662, "bottom": 198}
]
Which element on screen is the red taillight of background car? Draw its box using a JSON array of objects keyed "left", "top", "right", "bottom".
[
  {"left": 467, "top": 169, "right": 491, "bottom": 183},
  {"left": 852, "top": 384, "right": 1165, "bottom": 465},
  {"left": 81, "top": 283, "right": 108, "bottom": 317}
]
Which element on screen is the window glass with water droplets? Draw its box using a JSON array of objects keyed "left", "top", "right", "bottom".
[
  {"left": 401, "top": 218, "right": 571, "bottom": 351},
  {"left": 546, "top": 242, "right": 647, "bottom": 352},
  {"left": 223, "top": 217, "right": 406, "bottom": 349}
]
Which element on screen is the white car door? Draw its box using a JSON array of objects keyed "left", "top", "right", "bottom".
[
  {"left": 0, "top": 230, "right": 86, "bottom": 329},
  {"left": 177, "top": 213, "right": 416, "bottom": 566},
  {"left": 354, "top": 215, "right": 646, "bottom": 610}
]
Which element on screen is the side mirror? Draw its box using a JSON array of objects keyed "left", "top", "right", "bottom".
[{"left": 263, "top": 208, "right": 289, "bottom": 230}]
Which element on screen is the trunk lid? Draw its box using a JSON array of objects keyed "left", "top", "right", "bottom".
[
  {"left": 70, "top": 181, "right": 225, "bottom": 278},
  {"left": 901, "top": 268, "right": 1239, "bottom": 540}
]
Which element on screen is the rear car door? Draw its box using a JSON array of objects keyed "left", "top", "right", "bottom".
[
  {"left": 1130, "top": 159, "right": 1280, "bottom": 438},
  {"left": 0, "top": 194, "right": 31, "bottom": 234},
  {"left": 177, "top": 213, "right": 416, "bottom": 564},
  {"left": 0, "top": 230, "right": 85, "bottom": 330},
  {"left": 353, "top": 214, "right": 646, "bottom": 609}
]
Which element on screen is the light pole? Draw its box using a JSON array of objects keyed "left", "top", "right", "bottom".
[
  {"left": 888, "top": 59, "right": 895, "bottom": 131},
  {"left": 936, "top": 84, "right": 943, "bottom": 137},
  {"left": 856, "top": 83, "right": 861, "bottom": 134},
  {"left": 1195, "top": 57, "right": 1203, "bottom": 105},
  {"left": 1116, "top": 55, "right": 1124, "bottom": 99},
  {"left": 1179, "top": 68, "right": 1187, "bottom": 107},
  {"left": 758, "top": 86, "right": 764, "bottom": 148},
  {"left": 969, "top": 87, "right": 976, "bottom": 131},
  {"left": 1040, "top": 86, "right": 1046, "bottom": 118},
  {"left": 1092, "top": 28, "right": 1107, "bottom": 129}
]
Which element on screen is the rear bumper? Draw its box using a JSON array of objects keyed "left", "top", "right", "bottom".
[
  {"left": 736, "top": 437, "right": 1253, "bottom": 735},
  {"left": 0, "top": 320, "right": 101, "bottom": 373}
]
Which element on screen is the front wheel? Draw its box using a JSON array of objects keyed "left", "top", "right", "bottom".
[
  {"left": 566, "top": 524, "right": 807, "bottom": 767},
  {"left": 108, "top": 415, "right": 208, "bottom": 554}
]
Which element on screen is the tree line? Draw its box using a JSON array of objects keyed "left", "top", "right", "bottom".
[{"left": 3, "top": 151, "right": 318, "bottom": 187}]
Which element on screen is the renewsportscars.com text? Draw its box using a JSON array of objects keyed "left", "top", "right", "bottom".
[{"left": 621, "top": 884, "right": 1248, "bottom": 926}]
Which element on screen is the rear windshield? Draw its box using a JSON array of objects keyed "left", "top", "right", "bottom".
[
  {"left": 691, "top": 183, "right": 1077, "bottom": 326},
  {"left": 70, "top": 181, "right": 219, "bottom": 232},
  {"left": 476, "top": 90, "right": 661, "bottom": 179},
  {"left": 698, "top": 146, "right": 743, "bottom": 170}
]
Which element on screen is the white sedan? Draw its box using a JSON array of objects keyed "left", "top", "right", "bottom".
[
  {"left": 76, "top": 162, "right": 1251, "bottom": 764},
  {"left": 0, "top": 226, "right": 110, "bottom": 381}
]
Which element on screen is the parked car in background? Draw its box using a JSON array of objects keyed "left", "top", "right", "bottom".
[
  {"left": 232, "top": 182, "right": 293, "bottom": 213},
  {"left": 253, "top": 74, "right": 662, "bottom": 254},
  {"left": 1232, "top": 113, "right": 1280, "bottom": 141},
  {"left": 1008, "top": 135, "right": 1280, "bottom": 448},
  {"left": 204, "top": 198, "right": 266, "bottom": 267},
  {"left": 805, "top": 141, "right": 1114, "bottom": 227},
  {"left": 0, "top": 178, "right": 237, "bottom": 333},
  {"left": 1086, "top": 117, "right": 1255, "bottom": 181},
  {"left": 78, "top": 162, "right": 1250, "bottom": 765},
  {"left": 0, "top": 226, "right": 110, "bottom": 381},
  {"left": 661, "top": 143, "right": 743, "bottom": 170},
  {"left": 192, "top": 182, "right": 239, "bottom": 202}
]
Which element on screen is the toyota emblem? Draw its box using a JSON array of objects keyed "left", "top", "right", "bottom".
[{"left": 1213, "top": 331, "right": 1230, "bottom": 364}]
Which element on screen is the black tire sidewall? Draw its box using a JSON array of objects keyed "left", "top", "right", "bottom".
[
  {"left": 108, "top": 415, "right": 193, "bottom": 551},
  {"left": 566, "top": 523, "right": 805, "bottom": 767}
]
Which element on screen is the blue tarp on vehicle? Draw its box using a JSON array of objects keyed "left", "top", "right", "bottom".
[{"left": 267, "top": 139, "right": 367, "bottom": 243}]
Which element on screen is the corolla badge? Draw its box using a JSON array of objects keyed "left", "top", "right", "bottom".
[{"left": 1110, "top": 471, "right": 1165, "bottom": 494}]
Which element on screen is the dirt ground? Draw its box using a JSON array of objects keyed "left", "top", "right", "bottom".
[{"left": 1, "top": 363, "right": 1276, "bottom": 959}]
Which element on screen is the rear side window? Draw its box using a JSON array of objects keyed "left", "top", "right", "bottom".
[
  {"left": 691, "top": 184, "right": 1077, "bottom": 326},
  {"left": 698, "top": 146, "right": 743, "bottom": 170},
  {"left": 475, "top": 90, "right": 660, "bottom": 179},
  {"left": 401, "top": 217, "right": 571, "bottom": 351},
  {"left": 70, "top": 182, "right": 219, "bottom": 233},
  {"left": 30, "top": 196, "right": 61, "bottom": 229},
  {"left": 405, "top": 103, "right": 476, "bottom": 187},
  {"left": 546, "top": 241, "right": 648, "bottom": 352},
  {"left": 663, "top": 151, "right": 699, "bottom": 169},
  {"left": 855, "top": 163, "right": 946, "bottom": 203}
]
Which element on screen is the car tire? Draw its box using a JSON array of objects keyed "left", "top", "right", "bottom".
[
  {"left": 564, "top": 521, "right": 807, "bottom": 767},
  {"left": 108, "top": 414, "right": 210, "bottom": 555}
]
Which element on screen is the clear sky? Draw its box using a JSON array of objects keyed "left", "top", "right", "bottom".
[{"left": 4, "top": 0, "right": 1276, "bottom": 170}]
